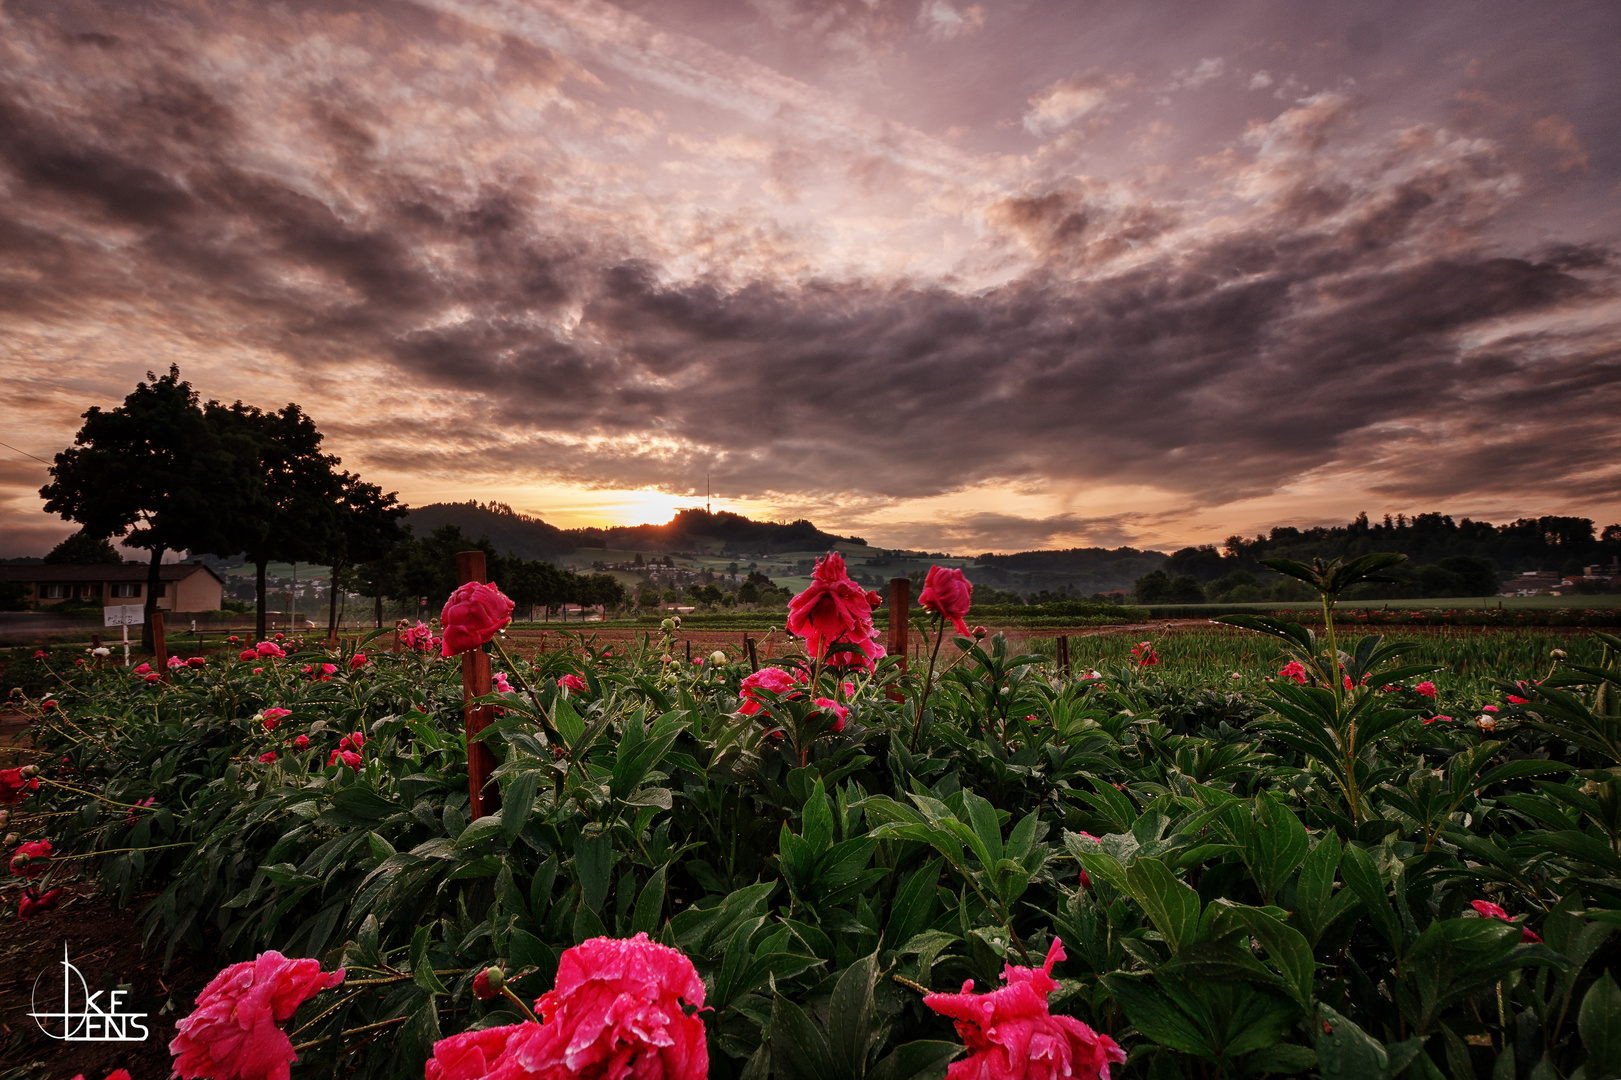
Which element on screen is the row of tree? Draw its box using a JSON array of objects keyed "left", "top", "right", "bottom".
[
  {"left": 1132, "top": 553, "right": 1507, "bottom": 606},
  {"left": 41, "top": 367, "right": 406, "bottom": 648}
]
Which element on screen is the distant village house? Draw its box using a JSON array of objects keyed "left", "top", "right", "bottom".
[{"left": 0, "top": 561, "right": 225, "bottom": 612}]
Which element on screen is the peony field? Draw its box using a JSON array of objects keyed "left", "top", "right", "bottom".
[{"left": 6, "top": 551, "right": 1621, "bottom": 1080}]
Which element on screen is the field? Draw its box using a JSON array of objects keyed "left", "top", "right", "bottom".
[{"left": 4, "top": 592, "right": 1621, "bottom": 1079}]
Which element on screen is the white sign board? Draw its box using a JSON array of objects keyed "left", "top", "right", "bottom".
[{"left": 104, "top": 605, "right": 145, "bottom": 627}]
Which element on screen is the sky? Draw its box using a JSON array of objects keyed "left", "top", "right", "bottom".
[{"left": 1, "top": 0, "right": 1618, "bottom": 558}]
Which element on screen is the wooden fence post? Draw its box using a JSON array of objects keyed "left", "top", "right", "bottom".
[
  {"left": 152, "top": 610, "right": 169, "bottom": 681},
  {"left": 1056, "top": 635, "right": 1071, "bottom": 677},
  {"left": 887, "top": 578, "right": 910, "bottom": 673},
  {"left": 457, "top": 551, "right": 500, "bottom": 820},
  {"left": 744, "top": 636, "right": 758, "bottom": 672}
]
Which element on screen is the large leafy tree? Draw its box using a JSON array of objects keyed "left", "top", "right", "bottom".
[
  {"left": 323, "top": 474, "right": 406, "bottom": 638},
  {"left": 40, "top": 367, "right": 251, "bottom": 649},
  {"left": 207, "top": 401, "right": 347, "bottom": 639},
  {"left": 42, "top": 529, "right": 125, "bottom": 565}
]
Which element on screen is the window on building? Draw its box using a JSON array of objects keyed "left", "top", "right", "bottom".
[
  {"left": 44, "top": 584, "right": 68, "bottom": 599},
  {"left": 112, "top": 583, "right": 140, "bottom": 598}
]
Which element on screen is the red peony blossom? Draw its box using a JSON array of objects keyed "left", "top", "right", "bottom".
[
  {"left": 1507, "top": 695, "right": 1529, "bottom": 704},
  {"left": 786, "top": 553, "right": 886, "bottom": 671},
  {"left": 69, "top": 1070, "right": 132, "bottom": 1080},
  {"left": 263, "top": 707, "right": 292, "bottom": 722},
  {"left": 10, "top": 838, "right": 53, "bottom": 878},
  {"left": 401, "top": 621, "right": 437, "bottom": 651},
  {"left": 19, "top": 887, "right": 63, "bottom": 919},
  {"left": 472, "top": 966, "right": 502, "bottom": 1001},
  {"left": 144, "top": 673, "right": 162, "bottom": 685},
  {"left": 167, "top": 655, "right": 187, "bottom": 670},
  {"left": 328, "top": 749, "right": 362, "bottom": 770},
  {"left": 240, "top": 649, "right": 258, "bottom": 661},
  {"left": 229, "top": 635, "right": 241, "bottom": 643},
  {"left": 258, "top": 751, "right": 277, "bottom": 764},
  {"left": 738, "top": 667, "right": 800, "bottom": 716},
  {"left": 188, "top": 656, "right": 206, "bottom": 668},
  {"left": 919, "top": 565, "right": 974, "bottom": 636},
  {"left": 925, "top": 938, "right": 1124, "bottom": 1080},
  {"left": 350, "top": 652, "right": 369, "bottom": 670},
  {"left": 256, "top": 641, "right": 286, "bottom": 658},
  {"left": 127, "top": 796, "right": 156, "bottom": 824},
  {"left": 441, "top": 581, "right": 516, "bottom": 657},
  {"left": 41, "top": 698, "right": 56, "bottom": 711},
  {"left": 170, "top": 950, "right": 345, "bottom": 1080},
  {"left": 813, "top": 697, "right": 849, "bottom": 732},
  {"left": 428, "top": 934, "right": 708, "bottom": 1080},
  {"left": 1471, "top": 899, "right": 1542, "bottom": 943},
  {"left": 559, "top": 673, "right": 587, "bottom": 693},
  {"left": 1414, "top": 681, "right": 1437, "bottom": 698},
  {"left": 34, "top": 649, "right": 47, "bottom": 659},
  {"left": 1130, "top": 642, "right": 1158, "bottom": 668},
  {"left": 293, "top": 735, "right": 309, "bottom": 749},
  {"left": 1278, "top": 661, "right": 1308, "bottom": 684},
  {"left": 133, "top": 662, "right": 151, "bottom": 675},
  {"left": 0, "top": 767, "right": 41, "bottom": 804}
]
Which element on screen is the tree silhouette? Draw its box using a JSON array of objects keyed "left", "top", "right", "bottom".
[{"left": 40, "top": 366, "right": 250, "bottom": 649}]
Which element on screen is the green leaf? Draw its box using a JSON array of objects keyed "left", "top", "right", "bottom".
[
  {"left": 501, "top": 771, "right": 540, "bottom": 843},
  {"left": 1247, "top": 791, "right": 1311, "bottom": 905},
  {"left": 1580, "top": 971, "right": 1621, "bottom": 1079},
  {"left": 552, "top": 696, "right": 585, "bottom": 747},
  {"left": 575, "top": 832, "right": 615, "bottom": 913},
  {"left": 829, "top": 953, "right": 880, "bottom": 1078},
  {"left": 804, "top": 778, "right": 835, "bottom": 854},
  {"left": 1315, "top": 1003, "right": 1388, "bottom": 1080},
  {"left": 1102, "top": 975, "right": 1213, "bottom": 1058},
  {"left": 1125, "top": 856, "right": 1202, "bottom": 954},
  {"left": 633, "top": 865, "right": 667, "bottom": 935},
  {"left": 871, "top": 1041, "right": 962, "bottom": 1080},
  {"left": 772, "top": 993, "right": 835, "bottom": 1080},
  {"left": 1339, "top": 843, "right": 1401, "bottom": 950},
  {"left": 410, "top": 925, "right": 447, "bottom": 995}
]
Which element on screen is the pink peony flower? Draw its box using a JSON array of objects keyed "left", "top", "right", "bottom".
[
  {"left": 253, "top": 667, "right": 264, "bottom": 675},
  {"left": 188, "top": 656, "right": 206, "bottom": 668},
  {"left": 401, "top": 621, "right": 437, "bottom": 651},
  {"left": 1471, "top": 899, "right": 1542, "bottom": 943},
  {"left": 349, "top": 652, "right": 369, "bottom": 670},
  {"left": 919, "top": 565, "right": 973, "bottom": 636},
  {"left": 924, "top": 938, "right": 1125, "bottom": 1080},
  {"left": 1130, "top": 642, "right": 1158, "bottom": 667},
  {"left": 786, "top": 553, "right": 886, "bottom": 670},
  {"left": 1278, "top": 661, "right": 1308, "bottom": 684},
  {"left": 19, "top": 887, "right": 63, "bottom": 919},
  {"left": 494, "top": 672, "right": 513, "bottom": 694},
  {"left": 1, "top": 767, "right": 41, "bottom": 804},
  {"left": 10, "top": 838, "right": 53, "bottom": 878},
  {"left": 441, "top": 581, "right": 516, "bottom": 657},
  {"left": 167, "top": 655, "right": 187, "bottom": 669},
  {"left": 144, "top": 672, "right": 162, "bottom": 684},
  {"left": 293, "top": 735, "right": 309, "bottom": 749},
  {"left": 229, "top": 636, "right": 241, "bottom": 643},
  {"left": 34, "top": 649, "right": 47, "bottom": 659},
  {"left": 133, "top": 662, "right": 151, "bottom": 675},
  {"left": 69, "top": 1070, "right": 131, "bottom": 1080},
  {"left": 263, "top": 707, "right": 292, "bottom": 721},
  {"left": 240, "top": 649, "right": 258, "bottom": 661},
  {"left": 559, "top": 673, "right": 587, "bottom": 693},
  {"left": 169, "top": 950, "right": 344, "bottom": 1080},
  {"left": 256, "top": 641, "right": 285, "bottom": 659},
  {"left": 1423, "top": 714, "right": 1454, "bottom": 725},
  {"left": 126, "top": 796, "right": 156, "bottom": 824},
  {"left": 739, "top": 667, "right": 800, "bottom": 716},
  {"left": 328, "top": 749, "right": 362, "bottom": 770},
  {"left": 258, "top": 751, "right": 277, "bottom": 764},
  {"left": 1414, "top": 681, "right": 1437, "bottom": 698},
  {"left": 813, "top": 697, "right": 849, "bottom": 732},
  {"left": 1507, "top": 695, "right": 1529, "bottom": 704}
]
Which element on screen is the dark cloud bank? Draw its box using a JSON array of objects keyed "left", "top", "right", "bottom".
[{"left": 1, "top": 1, "right": 1617, "bottom": 554}]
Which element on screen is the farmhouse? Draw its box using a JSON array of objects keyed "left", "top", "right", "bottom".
[{"left": 0, "top": 560, "right": 225, "bottom": 613}]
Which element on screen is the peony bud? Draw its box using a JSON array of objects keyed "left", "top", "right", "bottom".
[
  {"left": 972, "top": 625, "right": 987, "bottom": 639},
  {"left": 473, "top": 965, "right": 505, "bottom": 1000},
  {"left": 709, "top": 651, "right": 728, "bottom": 666}
]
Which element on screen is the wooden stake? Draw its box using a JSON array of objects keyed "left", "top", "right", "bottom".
[
  {"left": 152, "top": 610, "right": 169, "bottom": 681},
  {"left": 1056, "top": 635, "right": 1071, "bottom": 677},
  {"left": 744, "top": 635, "right": 758, "bottom": 672},
  {"left": 888, "top": 578, "right": 910, "bottom": 673},
  {"left": 457, "top": 551, "right": 501, "bottom": 820}
]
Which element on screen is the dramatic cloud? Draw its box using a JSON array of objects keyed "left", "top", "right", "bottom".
[{"left": 1, "top": 0, "right": 1617, "bottom": 556}]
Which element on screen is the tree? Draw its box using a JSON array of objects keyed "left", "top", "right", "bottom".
[
  {"left": 323, "top": 475, "right": 407, "bottom": 638},
  {"left": 206, "top": 402, "right": 347, "bottom": 640},
  {"left": 40, "top": 366, "right": 252, "bottom": 650},
  {"left": 42, "top": 530, "right": 124, "bottom": 565}
]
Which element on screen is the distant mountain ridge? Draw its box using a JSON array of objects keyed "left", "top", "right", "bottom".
[{"left": 404, "top": 503, "right": 861, "bottom": 561}]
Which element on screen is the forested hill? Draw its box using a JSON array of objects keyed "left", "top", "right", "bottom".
[
  {"left": 1196, "top": 512, "right": 1621, "bottom": 579},
  {"left": 404, "top": 504, "right": 860, "bottom": 560},
  {"left": 969, "top": 546, "right": 1168, "bottom": 595}
]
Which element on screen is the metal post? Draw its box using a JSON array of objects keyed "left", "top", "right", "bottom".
[
  {"left": 888, "top": 578, "right": 910, "bottom": 673},
  {"left": 457, "top": 551, "right": 500, "bottom": 819}
]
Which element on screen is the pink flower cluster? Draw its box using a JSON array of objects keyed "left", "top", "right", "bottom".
[
  {"left": 1278, "top": 661, "right": 1308, "bottom": 685},
  {"left": 441, "top": 581, "right": 516, "bottom": 657},
  {"left": 924, "top": 938, "right": 1124, "bottom": 1080},
  {"left": 401, "top": 621, "right": 438, "bottom": 652},
  {"left": 786, "top": 552, "right": 885, "bottom": 671},
  {"left": 0, "top": 766, "right": 40, "bottom": 805},
  {"left": 1130, "top": 642, "right": 1158, "bottom": 667},
  {"left": 328, "top": 731, "right": 366, "bottom": 770},
  {"left": 170, "top": 950, "right": 345, "bottom": 1080},
  {"left": 425, "top": 933, "right": 708, "bottom": 1080}
]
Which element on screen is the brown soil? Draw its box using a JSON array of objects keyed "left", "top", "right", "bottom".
[{"left": 0, "top": 882, "right": 210, "bottom": 1080}]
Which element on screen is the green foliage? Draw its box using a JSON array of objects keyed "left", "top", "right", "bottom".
[{"left": 13, "top": 621, "right": 1621, "bottom": 1079}]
